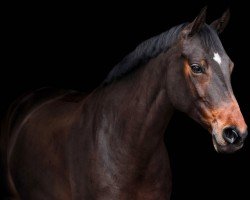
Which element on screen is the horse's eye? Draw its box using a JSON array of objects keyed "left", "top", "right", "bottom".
[{"left": 190, "top": 64, "right": 204, "bottom": 74}]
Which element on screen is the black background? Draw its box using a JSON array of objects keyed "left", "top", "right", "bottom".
[{"left": 2, "top": 0, "right": 250, "bottom": 199}]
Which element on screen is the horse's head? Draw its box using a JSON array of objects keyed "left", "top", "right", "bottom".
[{"left": 166, "top": 7, "right": 247, "bottom": 153}]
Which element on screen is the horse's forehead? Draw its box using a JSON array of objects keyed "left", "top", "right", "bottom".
[
  {"left": 183, "top": 36, "right": 231, "bottom": 66},
  {"left": 210, "top": 51, "right": 230, "bottom": 67},
  {"left": 213, "top": 52, "right": 222, "bottom": 65},
  {"left": 209, "top": 51, "right": 232, "bottom": 77}
]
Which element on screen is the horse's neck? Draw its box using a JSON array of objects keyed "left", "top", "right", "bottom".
[
  {"left": 80, "top": 55, "right": 174, "bottom": 195},
  {"left": 95, "top": 54, "right": 173, "bottom": 154}
]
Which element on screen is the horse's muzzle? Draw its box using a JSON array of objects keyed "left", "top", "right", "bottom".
[{"left": 212, "top": 127, "right": 248, "bottom": 153}]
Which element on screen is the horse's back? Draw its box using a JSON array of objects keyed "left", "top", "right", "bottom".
[{"left": 0, "top": 87, "right": 88, "bottom": 199}]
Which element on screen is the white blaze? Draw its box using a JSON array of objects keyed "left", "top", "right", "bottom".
[{"left": 213, "top": 52, "right": 221, "bottom": 65}]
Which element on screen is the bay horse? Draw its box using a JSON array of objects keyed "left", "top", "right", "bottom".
[{"left": 0, "top": 7, "right": 248, "bottom": 200}]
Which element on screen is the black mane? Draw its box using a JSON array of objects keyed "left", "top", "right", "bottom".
[{"left": 103, "top": 23, "right": 223, "bottom": 84}]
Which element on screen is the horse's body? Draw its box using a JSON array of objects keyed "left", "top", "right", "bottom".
[
  {"left": 1, "top": 8, "right": 248, "bottom": 199},
  {"left": 2, "top": 57, "right": 173, "bottom": 199}
]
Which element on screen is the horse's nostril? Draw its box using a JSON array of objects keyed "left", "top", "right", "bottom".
[{"left": 223, "top": 127, "right": 239, "bottom": 144}]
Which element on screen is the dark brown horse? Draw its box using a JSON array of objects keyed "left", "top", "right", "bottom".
[{"left": 1, "top": 7, "right": 248, "bottom": 200}]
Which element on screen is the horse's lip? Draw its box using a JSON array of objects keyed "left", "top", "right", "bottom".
[{"left": 212, "top": 137, "right": 244, "bottom": 153}]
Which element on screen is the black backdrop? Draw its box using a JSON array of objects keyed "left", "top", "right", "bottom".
[{"left": 2, "top": 0, "right": 250, "bottom": 199}]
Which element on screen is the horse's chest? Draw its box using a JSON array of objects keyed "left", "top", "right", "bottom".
[{"left": 85, "top": 149, "right": 172, "bottom": 199}]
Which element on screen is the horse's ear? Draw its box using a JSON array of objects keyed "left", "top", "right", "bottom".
[
  {"left": 210, "top": 9, "right": 230, "bottom": 34},
  {"left": 187, "top": 6, "right": 207, "bottom": 36}
]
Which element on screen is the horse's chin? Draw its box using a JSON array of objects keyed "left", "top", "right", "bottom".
[{"left": 212, "top": 137, "right": 243, "bottom": 153}]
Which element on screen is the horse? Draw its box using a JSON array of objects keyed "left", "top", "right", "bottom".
[{"left": 0, "top": 7, "right": 248, "bottom": 200}]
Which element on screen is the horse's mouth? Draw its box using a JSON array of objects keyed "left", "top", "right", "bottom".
[{"left": 212, "top": 137, "right": 244, "bottom": 153}]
